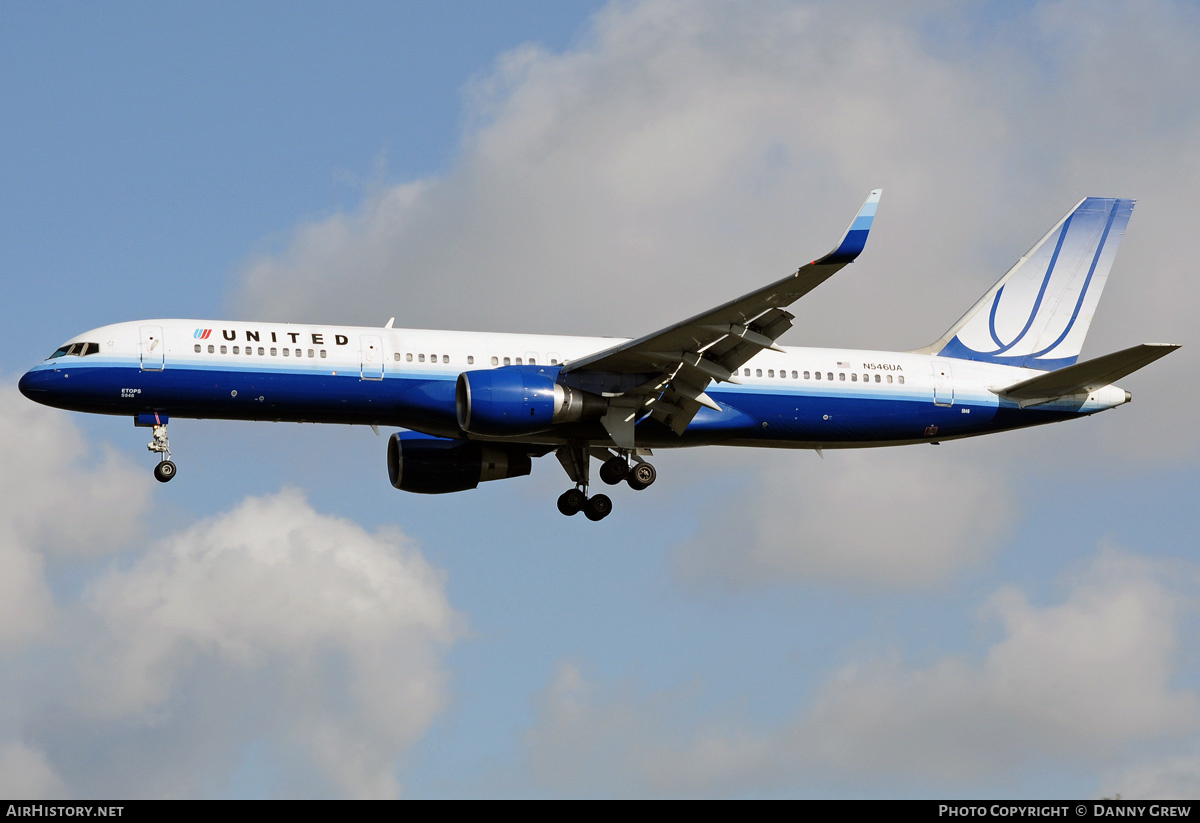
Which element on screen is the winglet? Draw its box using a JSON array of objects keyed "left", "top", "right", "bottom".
[{"left": 815, "top": 189, "right": 882, "bottom": 265}]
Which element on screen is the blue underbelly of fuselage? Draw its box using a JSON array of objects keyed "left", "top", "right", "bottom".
[{"left": 18, "top": 362, "right": 1086, "bottom": 448}]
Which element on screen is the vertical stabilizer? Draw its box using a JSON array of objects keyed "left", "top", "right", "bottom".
[{"left": 925, "top": 197, "right": 1134, "bottom": 370}]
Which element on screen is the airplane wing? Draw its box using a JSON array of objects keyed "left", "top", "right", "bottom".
[{"left": 560, "top": 189, "right": 882, "bottom": 446}]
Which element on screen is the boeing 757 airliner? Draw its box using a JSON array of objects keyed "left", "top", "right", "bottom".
[{"left": 19, "top": 191, "right": 1178, "bottom": 520}]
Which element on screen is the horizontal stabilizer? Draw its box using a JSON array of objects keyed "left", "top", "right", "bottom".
[{"left": 997, "top": 343, "right": 1179, "bottom": 403}]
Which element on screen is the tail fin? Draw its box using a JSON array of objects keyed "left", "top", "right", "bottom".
[{"left": 922, "top": 197, "right": 1135, "bottom": 370}]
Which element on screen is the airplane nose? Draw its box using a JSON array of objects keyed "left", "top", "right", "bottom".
[{"left": 18, "top": 368, "right": 50, "bottom": 400}]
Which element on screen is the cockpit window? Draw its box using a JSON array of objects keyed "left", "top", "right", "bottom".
[{"left": 48, "top": 342, "right": 100, "bottom": 359}]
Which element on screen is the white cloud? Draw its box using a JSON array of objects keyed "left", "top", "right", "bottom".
[
  {"left": 523, "top": 549, "right": 1199, "bottom": 795},
  {"left": 0, "top": 743, "right": 66, "bottom": 799},
  {"left": 798, "top": 552, "right": 1197, "bottom": 783},
  {"left": 230, "top": 0, "right": 1197, "bottom": 473},
  {"left": 59, "top": 488, "right": 464, "bottom": 798},
  {"left": 672, "top": 444, "right": 1015, "bottom": 589},
  {"left": 0, "top": 384, "right": 149, "bottom": 559},
  {"left": 0, "top": 383, "right": 150, "bottom": 646},
  {"left": 0, "top": 469, "right": 462, "bottom": 798}
]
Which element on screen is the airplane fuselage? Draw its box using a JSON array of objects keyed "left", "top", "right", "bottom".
[
  {"left": 18, "top": 318, "right": 1129, "bottom": 451},
  {"left": 19, "top": 193, "right": 1169, "bottom": 520}
]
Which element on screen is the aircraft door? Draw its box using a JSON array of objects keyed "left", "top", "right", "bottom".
[
  {"left": 140, "top": 325, "right": 165, "bottom": 371},
  {"left": 932, "top": 360, "right": 954, "bottom": 406},
  {"left": 360, "top": 335, "right": 385, "bottom": 380}
]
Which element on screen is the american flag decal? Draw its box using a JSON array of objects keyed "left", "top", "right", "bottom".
[{"left": 837, "top": 360, "right": 850, "bottom": 368}]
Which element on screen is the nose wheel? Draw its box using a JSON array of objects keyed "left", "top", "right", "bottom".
[
  {"left": 153, "top": 459, "right": 177, "bottom": 483},
  {"left": 147, "top": 422, "right": 177, "bottom": 483}
]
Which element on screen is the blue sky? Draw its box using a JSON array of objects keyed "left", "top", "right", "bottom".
[{"left": 3, "top": 0, "right": 1200, "bottom": 798}]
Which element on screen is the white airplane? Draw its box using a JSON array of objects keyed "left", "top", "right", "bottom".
[{"left": 19, "top": 191, "right": 1178, "bottom": 520}]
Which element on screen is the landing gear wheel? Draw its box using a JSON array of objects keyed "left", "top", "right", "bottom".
[
  {"left": 599, "top": 456, "right": 629, "bottom": 485},
  {"left": 153, "top": 460, "right": 177, "bottom": 483},
  {"left": 557, "top": 488, "right": 586, "bottom": 516},
  {"left": 584, "top": 493, "right": 612, "bottom": 521},
  {"left": 626, "top": 462, "right": 656, "bottom": 491}
]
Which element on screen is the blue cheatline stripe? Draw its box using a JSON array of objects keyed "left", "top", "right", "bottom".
[{"left": 24, "top": 361, "right": 1099, "bottom": 450}]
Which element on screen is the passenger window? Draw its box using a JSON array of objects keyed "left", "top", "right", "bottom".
[
  {"left": 308, "top": 349, "right": 315, "bottom": 358},
  {"left": 815, "top": 371, "right": 822, "bottom": 380},
  {"left": 406, "top": 353, "right": 413, "bottom": 362},
  {"left": 898, "top": 375, "right": 905, "bottom": 384},
  {"left": 875, "top": 374, "right": 881, "bottom": 383},
  {"left": 258, "top": 347, "right": 265, "bottom": 355},
  {"left": 282, "top": 348, "right": 289, "bottom": 357},
  {"left": 208, "top": 345, "right": 215, "bottom": 354},
  {"left": 320, "top": 350, "right": 327, "bottom": 358},
  {"left": 791, "top": 370, "right": 797, "bottom": 379},
  {"left": 430, "top": 354, "right": 436, "bottom": 362},
  {"left": 220, "top": 345, "right": 228, "bottom": 354},
  {"left": 232, "top": 346, "right": 239, "bottom": 354},
  {"left": 491, "top": 356, "right": 499, "bottom": 366},
  {"left": 755, "top": 369, "right": 762, "bottom": 377},
  {"left": 768, "top": 369, "right": 774, "bottom": 378},
  {"left": 827, "top": 372, "right": 833, "bottom": 381},
  {"left": 468, "top": 356, "right": 475, "bottom": 365},
  {"left": 803, "top": 370, "right": 810, "bottom": 379},
  {"left": 851, "top": 373, "right": 857, "bottom": 382},
  {"left": 393, "top": 353, "right": 400, "bottom": 361},
  {"left": 529, "top": 357, "right": 536, "bottom": 365},
  {"left": 744, "top": 368, "right": 751, "bottom": 376},
  {"left": 418, "top": 354, "right": 425, "bottom": 362},
  {"left": 503, "top": 357, "right": 511, "bottom": 366},
  {"left": 551, "top": 359, "right": 559, "bottom": 365},
  {"left": 886, "top": 374, "right": 893, "bottom": 383},
  {"left": 270, "top": 347, "right": 277, "bottom": 356},
  {"left": 194, "top": 344, "right": 201, "bottom": 353},
  {"left": 839, "top": 373, "right": 845, "bottom": 381},
  {"left": 515, "top": 357, "right": 523, "bottom": 365}
]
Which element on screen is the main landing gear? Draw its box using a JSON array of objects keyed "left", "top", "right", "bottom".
[
  {"left": 556, "top": 447, "right": 656, "bottom": 521},
  {"left": 599, "top": 454, "right": 656, "bottom": 491},
  {"left": 556, "top": 487, "right": 612, "bottom": 521},
  {"left": 147, "top": 422, "right": 176, "bottom": 483}
]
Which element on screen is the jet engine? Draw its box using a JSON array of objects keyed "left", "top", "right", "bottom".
[
  {"left": 387, "top": 432, "right": 531, "bottom": 494},
  {"left": 455, "top": 366, "right": 605, "bottom": 436}
]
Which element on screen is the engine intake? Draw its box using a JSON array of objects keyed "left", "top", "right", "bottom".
[
  {"left": 456, "top": 366, "right": 605, "bottom": 436},
  {"left": 387, "top": 432, "right": 531, "bottom": 494}
]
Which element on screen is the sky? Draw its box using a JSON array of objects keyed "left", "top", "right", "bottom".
[{"left": 2, "top": 0, "right": 1199, "bottom": 799}]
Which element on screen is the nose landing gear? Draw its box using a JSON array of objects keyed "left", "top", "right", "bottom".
[{"left": 144, "top": 420, "right": 176, "bottom": 483}]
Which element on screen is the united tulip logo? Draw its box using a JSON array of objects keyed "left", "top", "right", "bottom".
[{"left": 194, "top": 329, "right": 212, "bottom": 339}]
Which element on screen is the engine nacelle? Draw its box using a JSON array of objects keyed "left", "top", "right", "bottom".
[
  {"left": 456, "top": 366, "right": 605, "bottom": 436},
  {"left": 387, "top": 432, "right": 531, "bottom": 494}
]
